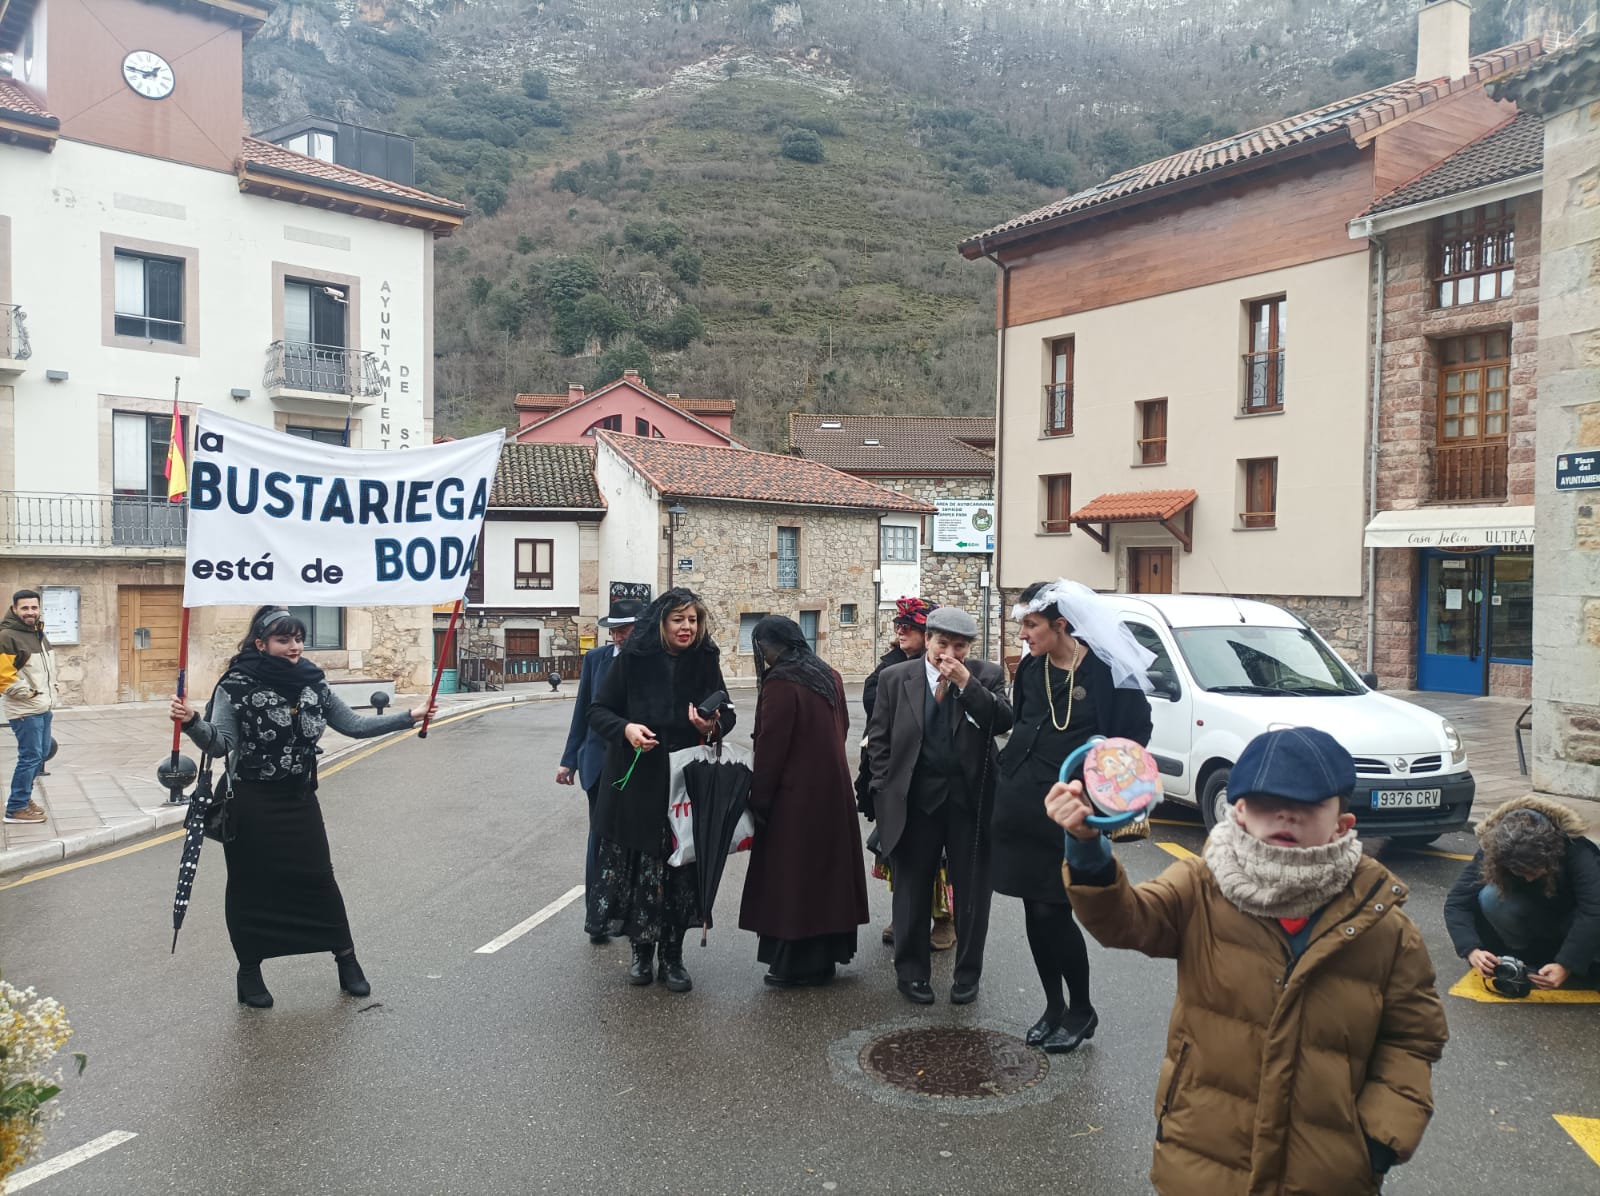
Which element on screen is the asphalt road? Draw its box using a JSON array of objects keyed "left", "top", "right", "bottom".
[{"left": 2, "top": 698, "right": 1597, "bottom": 1195}]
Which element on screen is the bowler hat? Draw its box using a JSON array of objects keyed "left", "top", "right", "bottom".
[
  {"left": 925, "top": 606, "right": 979, "bottom": 640},
  {"left": 1227, "top": 727, "right": 1356, "bottom": 805},
  {"left": 599, "top": 597, "right": 646, "bottom": 627}
]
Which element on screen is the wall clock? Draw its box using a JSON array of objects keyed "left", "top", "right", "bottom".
[{"left": 121, "top": 50, "right": 176, "bottom": 100}]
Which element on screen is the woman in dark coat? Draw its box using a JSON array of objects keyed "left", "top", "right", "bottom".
[
  {"left": 740, "top": 616, "right": 869, "bottom": 987},
  {"left": 589, "top": 588, "right": 735, "bottom": 993},
  {"left": 170, "top": 606, "right": 435, "bottom": 1008},
  {"left": 993, "top": 579, "right": 1153, "bottom": 1051}
]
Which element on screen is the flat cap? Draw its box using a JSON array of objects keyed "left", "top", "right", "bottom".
[
  {"left": 1227, "top": 726, "right": 1357, "bottom": 805},
  {"left": 925, "top": 605, "right": 978, "bottom": 639}
]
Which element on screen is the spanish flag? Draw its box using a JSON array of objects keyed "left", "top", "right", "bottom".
[{"left": 165, "top": 398, "right": 187, "bottom": 504}]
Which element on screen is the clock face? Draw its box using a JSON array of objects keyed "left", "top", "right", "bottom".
[{"left": 121, "top": 50, "right": 176, "bottom": 100}]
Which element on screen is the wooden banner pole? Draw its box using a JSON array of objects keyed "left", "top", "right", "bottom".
[{"left": 417, "top": 598, "right": 462, "bottom": 740}]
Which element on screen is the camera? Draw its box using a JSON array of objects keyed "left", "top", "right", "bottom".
[
  {"left": 696, "top": 690, "right": 733, "bottom": 722},
  {"left": 1489, "top": 956, "right": 1531, "bottom": 999}
]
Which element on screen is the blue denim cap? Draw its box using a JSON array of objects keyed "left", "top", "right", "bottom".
[{"left": 1227, "top": 726, "right": 1357, "bottom": 804}]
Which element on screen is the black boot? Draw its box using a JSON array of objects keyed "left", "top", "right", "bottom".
[
  {"left": 336, "top": 951, "right": 371, "bottom": 997},
  {"left": 628, "top": 943, "right": 656, "bottom": 986},
  {"left": 658, "top": 933, "right": 693, "bottom": 993},
  {"left": 236, "top": 964, "right": 273, "bottom": 1008}
]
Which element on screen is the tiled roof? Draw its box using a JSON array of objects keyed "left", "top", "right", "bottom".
[
  {"left": 489, "top": 443, "right": 605, "bottom": 509},
  {"left": 961, "top": 39, "right": 1544, "bottom": 255},
  {"left": 515, "top": 391, "right": 735, "bottom": 416},
  {"left": 789, "top": 413, "right": 995, "bottom": 475},
  {"left": 1492, "top": 29, "right": 1600, "bottom": 113},
  {"left": 0, "top": 78, "right": 54, "bottom": 122},
  {"left": 597, "top": 432, "right": 935, "bottom": 514},
  {"left": 1365, "top": 113, "right": 1542, "bottom": 214},
  {"left": 238, "top": 137, "right": 467, "bottom": 217},
  {"left": 1072, "top": 489, "right": 1197, "bottom": 524},
  {"left": 0, "top": 78, "right": 58, "bottom": 148}
]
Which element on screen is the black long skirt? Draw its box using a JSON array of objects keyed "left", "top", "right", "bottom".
[
  {"left": 757, "top": 931, "right": 857, "bottom": 984},
  {"left": 221, "top": 777, "right": 354, "bottom": 964},
  {"left": 592, "top": 825, "right": 702, "bottom": 944}
]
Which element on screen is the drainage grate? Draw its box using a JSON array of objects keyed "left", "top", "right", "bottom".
[{"left": 858, "top": 1027, "right": 1046, "bottom": 1100}]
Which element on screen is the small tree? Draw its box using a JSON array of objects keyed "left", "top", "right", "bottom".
[
  {"left": 779, "top": 129, "right": 824, "bottom": 163},
  {"left": 521, "top": 70, "right": 549, "bottom": 100},
  {"left": 472, "top": 181, "right": 507, "bottom": 216},
  {"left": 590, "top": 341, "right": 655, "bottom": 390}
]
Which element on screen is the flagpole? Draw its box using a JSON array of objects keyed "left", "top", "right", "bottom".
[{"left": 417, "top": 597, "right": 462, "bottom": 740}]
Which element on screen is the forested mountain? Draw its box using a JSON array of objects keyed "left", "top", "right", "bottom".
[{"left": 240, "top": 0, "right": 1587, "bottom": 447}]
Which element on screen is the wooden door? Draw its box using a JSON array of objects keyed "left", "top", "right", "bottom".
[
  {"left": 433, "top": 628, "right": 460, "bottom": 672},
  {"left": 117, "top": 585, "right": 184, "bottom": 701},
  {"left": 1129, "top": 548, "right": 1173, "bottom": 595}
]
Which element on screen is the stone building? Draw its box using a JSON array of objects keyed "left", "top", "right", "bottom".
[
  {"left": 1356, "top": 113, "right": 1542, "bottom": 698},
  {"left": 592, "top": 432, "right": 934, "bottom": 680},
  {"left": 1494, "top": 33, "right": 1600, "bottom": 801},
  {"left": 789, "top": 413, "right": 1001, "bottom": 660}
]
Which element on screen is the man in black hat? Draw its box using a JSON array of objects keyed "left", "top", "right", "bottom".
[
  {"left": 558, "top": 594, "right": 645, "bottom": 943},
  {"left": 866, "top": 605, "right": 1013, "bottom": 1005}
]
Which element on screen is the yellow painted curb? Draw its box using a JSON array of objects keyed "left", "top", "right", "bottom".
[
  {"left": 1448, "top": 969, "right": 1600, "bottom": 1004},
  {"left": 1554, "top": 1115, "right": 1600, "bottom": 1168},
  {"left": 1155, "top": 840, "right": 1199, "bottom": 861}
]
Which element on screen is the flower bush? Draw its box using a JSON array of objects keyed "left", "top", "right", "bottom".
[{"left": 0, "top": 976, "right": 84, "bottom": 1183}]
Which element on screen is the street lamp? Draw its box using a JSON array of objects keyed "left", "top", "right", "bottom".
[{"left": 666, "top": 501, "right": 687, "bottom": 584}]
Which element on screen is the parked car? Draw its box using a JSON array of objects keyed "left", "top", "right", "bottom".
[{"left": 1111, "top": 595, "right": 1474, "bottom": 846}]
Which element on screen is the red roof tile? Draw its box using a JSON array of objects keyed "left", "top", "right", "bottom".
[
  {"left": 238, "top": 137, "right": 466, "bottom": 217},
  {"left": 789, "top": 413, "right": 995, "bottom": 475},
  {"left": 0, "top": 77, "right": 54, "bottom": 122},
  {"left": 490, "top": 443, "right": 604, "bottom": 509},
  {"left": 515, "top": 391, "right": 735, "bottom": 416},
  {"left": 597, "top": 432, "right": 934, "bottom": 513},
  {"left": 1071, "top": 489, "right": 1197, "bottom": 524},
  {"left": 1364, "top": 112, "right": 1542, "bottom": 215},
  {"left": 961, "top": 39, "right": 1544, "bottom": 255}
]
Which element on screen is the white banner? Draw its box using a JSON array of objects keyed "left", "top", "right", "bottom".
[
  {"left": 931, "top": 499, "right": 995, "bottom": 553},
  {"left": 183, "top": 410, "right": 503, "bottom": 607}
]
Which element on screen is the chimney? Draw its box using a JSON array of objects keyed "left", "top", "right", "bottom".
[
  {"left": 567, "top": 384, "right": 586, "bottom": 404},
  {"left": 665, "top": 393, "right": 681, "bottom": 401},
  {"left": 622, "top": 369, "right": 641, "bottom": 383},
  {"left": 1416, "top": 0, "right": 1471, "bottom": 83}
]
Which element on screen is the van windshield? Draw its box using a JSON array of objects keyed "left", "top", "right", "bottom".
[{"left": 1172, "top": 625, "right": 1363, "bottom": 696}]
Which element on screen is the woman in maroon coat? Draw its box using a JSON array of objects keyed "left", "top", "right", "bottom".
[{"left": 740, "top": 616, "right": 870, "bottom": 987}]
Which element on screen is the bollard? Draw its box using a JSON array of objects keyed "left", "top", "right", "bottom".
[
  {"left": 547, "top": 670, "right": 562, "bottom": 692},
  {"left": 370, "top": 691, "right": 391, "bottom": 714},
  {"left": 157, "top": 754, "right": 199, "bottom": 805}
]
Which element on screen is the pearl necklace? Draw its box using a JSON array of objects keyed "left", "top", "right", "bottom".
[{"left": 1043, "top": 639, "right": 1085, "bottom": 732}]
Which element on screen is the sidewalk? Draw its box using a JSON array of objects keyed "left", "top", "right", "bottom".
[{"left": 0, "top": 687, "right": 571, "bottom": 877}]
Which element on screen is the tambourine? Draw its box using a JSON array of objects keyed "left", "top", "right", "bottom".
[{"left": 1058, "top": 735, "right": 1163, "bottom": 832}]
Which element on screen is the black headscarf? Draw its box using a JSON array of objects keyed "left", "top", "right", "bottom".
[
  {"left": 752, "top": 615, "right": 837, "bottom": 706},
  {"left": 621, "top": 587, "right": 719, "bottom": 658}
]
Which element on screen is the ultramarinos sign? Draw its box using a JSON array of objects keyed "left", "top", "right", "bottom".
[{"left": 183, "top": 410, "right": 504, "bottom": 607}]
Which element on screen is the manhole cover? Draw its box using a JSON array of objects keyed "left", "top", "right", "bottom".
[{"left": 859, "top": 1026, "right": 1046, "bottom": 1100}]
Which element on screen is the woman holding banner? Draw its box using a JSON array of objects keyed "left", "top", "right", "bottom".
[
  {"left": 588, "top": 588, "right": 735, "bottom": 993},
  {"left": 171, "top": 605, "right": 436, "bottom": 1008}
]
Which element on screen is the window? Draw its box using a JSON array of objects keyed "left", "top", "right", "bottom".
[
  {"left": 1123, "top": 622, "right": 1178, "bottom": 697},
  {"left": 1043, "top": 337, "right": 1074, "bottom": 436},
  {"left": 1041, "top": 473, "right": 1071, "bottom": 534},
  {"left": 286, "top": 425, "right": 347, "bottom": 446},
  {"left": 584, "top": 414, "right": 622, "bottom": 437},
  {"left": 1243, "top": 297, "right": 1285, "bottom": 413},
  {"left": 798, "top": 610, "right": 820, "bottom": 654},
  {"left": 505, "top": 629, "right": 541, "bottom": 661},
  {"left": 111, "top": 410, "right": 190, "bottom": 546},
  {"left": 839, "top": 603, "right": 857, "bottom": 626},
  {"left": 514, "top": 539, "right": 554, "bottom": 590},
  {"left": 288, "top": 606, "right": 344, "bottom": 650},
  {"left": 1241, "top": 457, "right": 1277, "bottom": 529},
  {"left": 114, "top": 251, "right": 184, "bottom": 342},
  {"left": 1435, "top": 202, "right": 1515, "bottom": 308},
  {"left": 283, "top": 281, "right": 349, "bottom": 393},
  {"left": 282, "top": 130, "right": 336, "bottom": 163},
  {"left": 881, "top": 524, "right": 917, "bottom": 562},
  {"left": 777, "top": 526, "right": 800, "bottom": 589},
  {"left": 738, "top": 613, "right": 768, "bottom": 653},
  {"left": 1138, "top": 399, "right": 1167, "bottom": 465},
  {"left": 1436, "top": 331, "right": 1510, "bottom": 502},
  {"left": 1489, "top": 552, "right": 1533, "bottom": 662},
  {"left": 635, "top": 417, "right": 653, "bottom": 436}
]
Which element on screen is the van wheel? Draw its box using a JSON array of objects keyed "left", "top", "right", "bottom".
[{"left": 1199, "top": 768, "right": 1231, "bottom": 831}]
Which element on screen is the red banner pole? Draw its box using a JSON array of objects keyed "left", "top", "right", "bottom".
[
  {"left": 169, "top": 606, "right": 191, "bottom": 761},
  {"left": 417, "top": 598, "right": 461, "bottom": 740}
]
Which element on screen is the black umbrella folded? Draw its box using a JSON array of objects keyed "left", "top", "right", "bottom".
[{"left": 683, "top": 747, "right": 755, "bottom": 947}]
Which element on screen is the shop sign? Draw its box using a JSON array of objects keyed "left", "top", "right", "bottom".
[
  {"left": 932, "top": 500, "right": 996, "bottom": 553},
  {"left": 1556, "top": 450, "right": 1600, "bottom": 491}
]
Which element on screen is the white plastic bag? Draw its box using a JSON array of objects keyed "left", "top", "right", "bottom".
[{"left": 667, "top": 741, "right": 757, "bottom": 867}]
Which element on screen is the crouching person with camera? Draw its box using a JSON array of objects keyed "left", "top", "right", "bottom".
[
  {"left": 1445, "top": 797, "right": 1600, "bottom": 996},
  {"left": 1045, "top": 728, "right": 1449, "bottom": 1195}
]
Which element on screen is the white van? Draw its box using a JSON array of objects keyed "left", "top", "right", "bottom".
[{"left": 1112, "top": 594, "right": 1474, "bottom": 846}]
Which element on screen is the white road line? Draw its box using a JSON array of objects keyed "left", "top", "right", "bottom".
[
  {"left": 4, "top": 1131, "right": 138, "bottom": 1191},
  {"left": 474, "top": 885, "right": 586, "bottom": 955}
]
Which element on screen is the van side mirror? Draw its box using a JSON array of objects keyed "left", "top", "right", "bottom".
[
  {"left": 1147, "top": 668, "right": 1181, "bottom": 701},
  {"left": 1359, "top": 672, "right": 1379, "bottom": 690}
]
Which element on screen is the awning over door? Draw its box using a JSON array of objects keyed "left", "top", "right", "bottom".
[
  {"left": 1071, "top": 488, "right": 1197, "bottom": 553},
  {"left": 1363, "top": 506, "right": 1535, "bottom": 548}
]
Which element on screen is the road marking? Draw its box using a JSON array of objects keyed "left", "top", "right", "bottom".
[
  {"left": 1155, "top": 840, "right": 1199, "bottom": 861},
  {"left": 1448, "top": 970, "right": 1600, "bottom": 1004},
  {"left": 475, "top": 885, "right": 586, "bottom": 954},
  {"left": 1149, "top": 817, "right": 1199, "bottom": 829},
  {"left": 1554, "top": 1115, "right": 1600, "bottom": 1168},
  {"left": 0, "top": 704, "right": 512, "bottom": 891},
  {"left": 1387, "top": 846, "right": 1474, "bottom": 862},
  {"left": 4, "top": 1130, "right": 138, "bottom": 1191}
]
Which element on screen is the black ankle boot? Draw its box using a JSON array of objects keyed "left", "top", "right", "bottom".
[
  {"left": 236, "top": 964, "right": 273, "bottom": 1008},
  {"left": 628, "top": 943, "right": 656, "bottom": 986},
  {"left": 336, "top": 952, "right": 371, "bottom": 997},
  {"left": 658, "top": 935, "right": 693, "bottom": 993}
]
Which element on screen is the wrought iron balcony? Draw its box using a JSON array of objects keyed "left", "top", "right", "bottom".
[
  {"left": 1242, "top": 350, "right": 1285, "bottom": 414},
  {"left": 0, "top": 492, "right": 187, "bottom": 551},
  {"left": 0, "top": 304, "right": 31, "bottom": 373},
  {"left": 263, "top": 340, "right": 382, "bottom": 404},
  {"left": 1434, "top": 441, "right": 1509, "bottom": 503}
]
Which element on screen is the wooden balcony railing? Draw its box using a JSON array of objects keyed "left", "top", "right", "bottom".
[{"left": 1434, "top": 441, "right": 1508, "bottom": 503}]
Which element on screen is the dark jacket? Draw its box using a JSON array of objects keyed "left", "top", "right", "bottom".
[
  {"left": 1006, "top": 648, "right": 1154, "bottom": 759},
  {"left": 740, "top": 671, "right": 869, "bottom": 940},
  {"left": 865, "top": 655, "right": 1014, "bottom": 859},
  {"left": 1443, "top": 795, "right": 1600, "bottom": 973},
  {"left": 862, "top": 645, "right": 911, "bottom": 720},
  {"left": 0, "top": 610, "right": 57, "bottom": 719},
  {"left": 560, "top": 644, "right": 619, "bottom": 792},
  {"left": 589, "top": 637, "right": 734, "bottom": 856},
  {"left": 854, "top": 644, "right": 914, "bottom": 818}
]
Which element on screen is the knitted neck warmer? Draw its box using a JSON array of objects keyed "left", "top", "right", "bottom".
[{"left": 1204, "top": 813, "right": 1364, "bottom": 919}]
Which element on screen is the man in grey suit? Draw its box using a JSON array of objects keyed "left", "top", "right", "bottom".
[{"left": 866, "top": 606, "right": 1013, "bottom": 1005}]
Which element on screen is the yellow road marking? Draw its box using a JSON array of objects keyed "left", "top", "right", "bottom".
[
  {"left": 1149, "top": 817, "right": 1200, "bottom": 829},
  {"left": 0, "top": 703, "right": 511, "bottom": 890},
  {"left": 1554, "top": 1115, "right": 1600, "bottom": 1168},
  {"left": 1447, "top": 969, "right": 1600, "bottom": 1004},
  {"left": 1155, "top": 840, "right": 1199, "bottom": 861}
]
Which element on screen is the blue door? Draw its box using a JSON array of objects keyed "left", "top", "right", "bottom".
[{"left": 1416, "top": 552, "right": 1488, "bottom": 694}]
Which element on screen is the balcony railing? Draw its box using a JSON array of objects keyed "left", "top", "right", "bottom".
[
  {"left": 1242, "top": 350, "right": 1285, "bottom": 414},
  {"left": 1042, "top": 383, "right": 1073, "bottom": 436},
  {"left": 264, "top": 341, "right": 383, "bottom": 400},
  {"left": 1, "top": 304, "right": 32, "bottom": 366},
  {"left": 1435, "top": 440, "right": 1509, "bottom": 503},
  {"left": 1, "top": 492, "right": 187, "bottom": 549}
]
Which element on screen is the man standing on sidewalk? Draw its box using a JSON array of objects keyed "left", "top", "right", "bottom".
[{"left": 2, "top": 589, "right": 57, "bottom": 825}]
